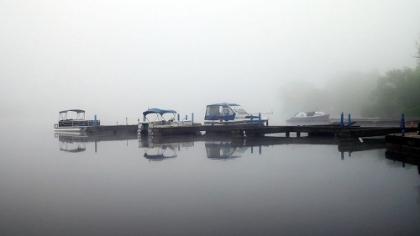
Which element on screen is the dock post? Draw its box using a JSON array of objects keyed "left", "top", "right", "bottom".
[
  {"left": 348, "top": 114, "right": 351, "bottom": 127},
  {"left": 192, "top": 113, "right": 194, "bottom": 125},
  {"left": 177, "top": 113, "right": 180, "bottom": 122},
  {"left": 340, "top": 112, "right": 344, "bottom": 128},
  {"left": 250, "top": 115, "right": 253, "bottom": 126},
  {"left": 401, "top": 113, "right": 405, "bottom": 136},
  {"left": 258, "top": 113, "right": 262, "bottom": 126},
  {"left": 94, "top": 114, "right": 97, "bottom": 127},
  {"left": 251, "top": 146, "right": 253, "bottom": 154},
  {"left": 259, "top": 145, "right": 262, "bottom": 155}
]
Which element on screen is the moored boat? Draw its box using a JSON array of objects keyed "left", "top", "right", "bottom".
[
  {"left": 286, "top": 111, "right": 330, "bottom": 123},
  {"left": 54, "top": 109, "right": 99, "bottom": 132},
  {"left": 204, "top": 102, "right": 269, "bottom": 126},
  {"left": 138, "top": 108, "right": 192, "bottom": 135}
]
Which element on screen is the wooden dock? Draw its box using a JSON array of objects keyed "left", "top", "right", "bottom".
[{"left": 386, "top": 132, "right": 420, "bottom": 159}]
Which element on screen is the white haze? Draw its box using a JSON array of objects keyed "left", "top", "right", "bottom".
[{"left": 1, "top": 0, "right": 420, "bottom": 126}]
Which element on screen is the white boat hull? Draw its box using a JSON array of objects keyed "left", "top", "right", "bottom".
[
  {"left": 54, "top": 124, "right": 88, "bottom": 132},
  {"left": 204, "top": 118, "right": 269, "bottom": 126}
]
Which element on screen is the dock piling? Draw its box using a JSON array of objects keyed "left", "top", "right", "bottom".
[
  {"left": 401, "top": 113, "right": 405, "bottom": 136},
  {"left": 348, "top": 114, "right": 351, "bottom": 127}
]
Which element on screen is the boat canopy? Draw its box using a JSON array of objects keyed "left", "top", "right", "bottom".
[
  {"left": 143, "top": 108, "right": 177, "bottom": 116},
  {"left": 59, "top": 109, "right": 85, "bottom": 114},
  {"left": 58, "top": 109, "right": 86, "bottom": 120},
  {"left": 207, "top": 102, "right": 240, "bottom": 106}
]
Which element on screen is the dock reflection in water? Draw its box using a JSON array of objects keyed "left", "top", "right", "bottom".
[{"left": 3, "top": 129, "right": 418, "bottom": 236}]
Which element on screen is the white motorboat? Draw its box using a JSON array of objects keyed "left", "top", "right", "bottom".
[{"left": 286, "top": 111, "right": 330, "bottom": 122}]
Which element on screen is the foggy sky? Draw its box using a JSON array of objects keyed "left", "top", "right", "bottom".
[{"left": 1, "top": 0, "right": 420, "bottom": 125}]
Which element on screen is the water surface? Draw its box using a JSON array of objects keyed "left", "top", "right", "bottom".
[{"left": 0, "top": 127, "right": 419, "bottom": 236}]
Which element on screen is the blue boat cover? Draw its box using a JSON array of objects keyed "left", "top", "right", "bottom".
[
  {"left": 207, "top": 102, "right": 240, "bottom": 106},
  {"left": 143, "top": 108, "right": 177, "bottom": 116}
]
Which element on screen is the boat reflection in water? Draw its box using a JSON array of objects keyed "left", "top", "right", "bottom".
[
  {"left": 139, "top": 137, "right": 193, "bottom": 161},
  {"left": 55, "top": 132, "right": 138, "bottom": 153},
  {"left": 56, "top": 132, "right": 88, "bottom": 153},
  {"left": 205, "top": 141, "right": 248, "bottom": 160}
]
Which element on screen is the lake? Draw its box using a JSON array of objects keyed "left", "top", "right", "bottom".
[{"left": 0, "top": 126, "right": 419, "bottom": 236}]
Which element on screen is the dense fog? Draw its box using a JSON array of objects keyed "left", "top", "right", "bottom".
[{"left": 1, "top": 0, "right": 420, "bottom": 126}]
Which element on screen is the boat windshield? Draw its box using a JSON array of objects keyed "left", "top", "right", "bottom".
[{"left": 230, "top": 106, "right": 248, "bottom": 115}]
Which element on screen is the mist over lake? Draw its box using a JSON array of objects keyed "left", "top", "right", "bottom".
[{"left": 1, "top": 1, "right": 420, "bottom": 235}]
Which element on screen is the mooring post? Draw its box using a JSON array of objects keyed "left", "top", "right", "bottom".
[
  {"left": 192, "top": 113, "right": 194, "bottom": 125},
  {"left": 177, "top": 113, "right": 180, "bottom": 122},
  {"left": 95, "top": 141, "right": 97, "bottom": 153},
  {"left": 258, "top": 113, "right": 262, "bottom": 126},
  {"left": 251, "top": 146, "right": 253, "bottom": 154},
  {"left": 401, "top": 113, "right": 405, "bottom": 136},
  {"left": 94, "top": 114, "right": 97, "bottom": 127},
  {"left": 340, "top": 112, "right": 344, "bottom": 128},
  {"left": 348, "top": 114, "right": 351, "bottom": 127},
  {"left": 250, "top": 115, "right": 253, "bottom": 126},
  {"left": 259, "top": 145, "right": 262, "bottom": 155}
]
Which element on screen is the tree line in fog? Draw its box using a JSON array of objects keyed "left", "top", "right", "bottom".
[{"left": 281, "top": 40, "right": 420, "bottom": 118}]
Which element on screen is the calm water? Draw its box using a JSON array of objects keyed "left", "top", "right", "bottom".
[{"left": 1, "top": 126, "right": 419, "bottom": 236}]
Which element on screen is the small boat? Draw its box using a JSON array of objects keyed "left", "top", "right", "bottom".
[
  {"left": 54, "top": 109, "right": 99, "bottom": 132},
  {"left": 287, "top": 111, "right": 330, "bottom": 122},
  {"left": 204, "top": 102, "right": 269, "bottom": 126},
  {"left": 138, "top": 108, "right": 192, "bottom": 135}
]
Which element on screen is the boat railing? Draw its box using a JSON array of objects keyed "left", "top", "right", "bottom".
[{"left": 57, "top": 119, "right": 100, "bottom": 127}]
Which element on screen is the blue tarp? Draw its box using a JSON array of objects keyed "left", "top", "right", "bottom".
[{"left": 143, "top": 108, "right": 177, "bottom": 116}]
